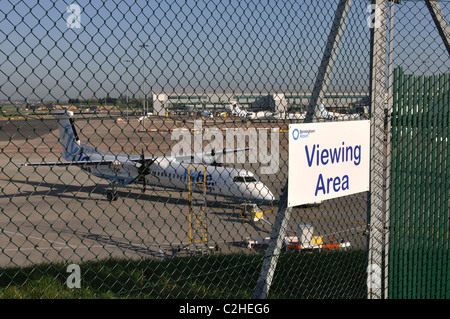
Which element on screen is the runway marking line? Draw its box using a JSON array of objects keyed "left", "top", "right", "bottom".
[
  {"left": 2, "top": 230, "right": 79, "bottom": 249},
  {"left": 1, "top": 229, "right": 128, "bottom": 253},
  {"left": 1, "top": 229, "right": 177, "bottom": 254}
]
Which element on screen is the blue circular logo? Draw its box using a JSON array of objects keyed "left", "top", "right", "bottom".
[{"left": 292, "top": 128, "right": 300, "bottom": 140}]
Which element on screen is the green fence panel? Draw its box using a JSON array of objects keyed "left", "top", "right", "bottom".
[{"left": 389, "top": 66, "right": 449, "bottom": 299}]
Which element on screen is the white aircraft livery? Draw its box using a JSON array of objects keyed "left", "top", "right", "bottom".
[
  {"left": 319, "top": 104, "right": 361, "bottom": 120},
  {"left": 19, "top": 110, "right": 275, "bottom": 204},
  {"left": 227, "top": 102, "right": 305, "bottom": 120}
]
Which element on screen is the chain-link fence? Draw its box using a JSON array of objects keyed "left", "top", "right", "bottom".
[{"left": 0, "top": 0, "right": 448, "bottom": 300}]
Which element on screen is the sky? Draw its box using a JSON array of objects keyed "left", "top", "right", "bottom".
[{"left": 0, "top": 0, "right": 448, "bottom": 102}]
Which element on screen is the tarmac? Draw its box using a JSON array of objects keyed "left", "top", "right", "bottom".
[{"left": 0, "top": 113, "right": 369, "bottom": 267}]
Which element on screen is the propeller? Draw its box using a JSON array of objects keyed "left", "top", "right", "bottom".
[
  {"left": 140, "top": 148, "right": 149, "bottom": 193},
  {"left": 135, "top": 148, "right": 153, "bottom": 193},
  {"left": 140, "top": 150, "right": 146, "bottom": 193},
  {"left": 209, "top": 148, "right": 222, "bottom": 166}
]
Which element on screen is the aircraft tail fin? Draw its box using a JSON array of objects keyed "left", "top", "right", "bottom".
[
  {"left": 54, "top": 110, "right": 83, "bottom": 161},
  {"left": 319, "top": 104, "right": 328, "bottom": 118}
]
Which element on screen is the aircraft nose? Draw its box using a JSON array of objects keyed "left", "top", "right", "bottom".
[
  {"left": 252, "top": 183, "right": 274, "bottom": 202},
  {"left": 264, "top": 187, "right": 275, "bottom": 202}
]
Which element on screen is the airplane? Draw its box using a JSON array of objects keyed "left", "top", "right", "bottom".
[
  {"left": 18, "top": 110, "right": 275, "bottom": 208},
  {"left": 271, "top": 111, "right": 306, "bottom": 120},
  {"left": 138, "top": 112, "right": 153, "bottom": 122},
  {"left": 200, "top": 110, "right": 213, "bottom": 118},
  {"left": 318, "top": 103, "right": 361, "bottom": 120},
  {"left": 226, "top": 102, "right": 306, "bottom": 120},
  {"left": 226, "top": 101, "right": 253, "bottom": 118}
]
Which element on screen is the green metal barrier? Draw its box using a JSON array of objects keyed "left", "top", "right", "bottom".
[{"left": 390, "top": 66, "right": 449, "bottom": 298}]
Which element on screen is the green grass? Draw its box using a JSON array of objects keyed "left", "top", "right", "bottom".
[{"left": 0, "top": 250, "right": 367, "bottom": 299}]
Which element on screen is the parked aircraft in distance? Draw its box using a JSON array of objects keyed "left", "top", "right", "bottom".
[
  {"left": 226, "top": 102, "right": 306, "bottom": 120},
  {"left": 319, "top": 104, "right": 361, "bottom": 120},
  {"left": 18, "top": 110, "right": 275, "bottom": 207},
  {"left": 227, "top": 101, "right": 361, "bottom": 121},
  {"left": 200, "top": 110, "right": 213, "bottom": 118}
]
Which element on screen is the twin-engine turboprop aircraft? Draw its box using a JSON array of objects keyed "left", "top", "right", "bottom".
[
  {"left": 319, "top": 104, "right": 361, "bottom": 120},
  {"left": 226, "top": 101, "right": 306, "bottom": 120},
  {"left": 227, "top": 101, "right": 361, "bottom": 121},
  {"left": 18, "top": 110, "right": 275, "bottom": 205}
]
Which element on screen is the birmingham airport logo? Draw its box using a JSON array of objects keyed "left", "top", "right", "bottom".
[{"left": 171, "top": 120, "right": 279, "bottom": 175}]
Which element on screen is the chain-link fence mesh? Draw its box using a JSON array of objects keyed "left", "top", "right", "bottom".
[{"left": 0, "top": 0, "right": 448, "bottom": 300}]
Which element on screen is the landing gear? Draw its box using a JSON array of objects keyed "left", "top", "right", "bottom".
[
  {"left": 106, "top": 182, "right": 119, "bottom": 202},
  {"left": 106, "top": 190, "right": 118, "bottom": 202}
]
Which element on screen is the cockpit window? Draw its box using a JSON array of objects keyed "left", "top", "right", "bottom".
[
  {"left": 233, "top": 176, "right": 257, "bottom": 183},
  {"left": 233, "top": 176, "right": 245, "bottom": 183}
]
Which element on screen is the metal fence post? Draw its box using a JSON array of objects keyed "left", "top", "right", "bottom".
[
  {"left": 304, "top": 0, "right": 353, "bottom": 123},
  {"left": 425, "top": 0, "right": 450, "bottom": 55},
  {"left": 253, "top": 183, "right": 291, "bottom": 299},
  {"left": 253, "top": 0, "right": 352, "bottom": 299},
  {"left": 368, "top": 0, "right": 388, "bottom": 300}
]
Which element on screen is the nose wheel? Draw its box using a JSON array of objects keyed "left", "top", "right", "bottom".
[
  {"left": 106, "top": 182, "right": 119, "bottom": 202},
  {"left": 106, "top": 190, "right": 118, "bottom": 202}
]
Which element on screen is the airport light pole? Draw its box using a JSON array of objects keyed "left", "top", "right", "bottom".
[{"left": 139, "top": 44, "right": 149, "bottom": 130}]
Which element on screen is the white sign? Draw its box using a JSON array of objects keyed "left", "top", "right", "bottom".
[{"left": 288, "top": 120, "right": 370, "bottom": 207}]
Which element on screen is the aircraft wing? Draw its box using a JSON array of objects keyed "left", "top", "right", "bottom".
[
  {"left": 171, "top": 147, "right": 251, "bottom": 163},
  {"left": 17, "top": 159, "right": 120, "bottom": 167}
]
